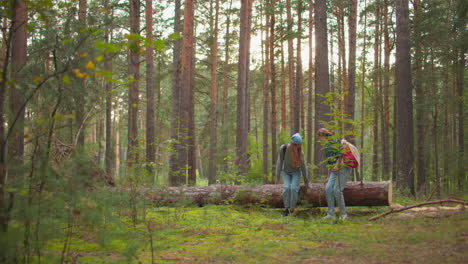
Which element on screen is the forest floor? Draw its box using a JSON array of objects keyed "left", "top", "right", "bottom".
[{"left": 39, "top": 198, "right": 468, "bottom": 264}]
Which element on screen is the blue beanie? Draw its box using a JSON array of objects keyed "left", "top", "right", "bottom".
[{"left": 290, "top": 133, "right": 302, "bottom": 144}]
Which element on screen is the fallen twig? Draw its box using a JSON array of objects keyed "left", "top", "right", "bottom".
[{"left": 368, "top": 199, "right": 467, "bottom": 221}]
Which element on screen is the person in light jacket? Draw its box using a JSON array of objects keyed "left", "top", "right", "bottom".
[
  {"left": 275, "top": 133, "right": 309, "bottom": 217},
  {"left": 317, "top": 128, "right": 352, "bottom": 220}
]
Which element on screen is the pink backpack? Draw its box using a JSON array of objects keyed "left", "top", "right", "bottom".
[{"left": 341, "top": 139, "right": 360, "bottom": 168}]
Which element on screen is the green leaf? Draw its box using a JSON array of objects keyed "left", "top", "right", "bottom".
[
  {"left": 168, "top": 32, "right": 180, "bottom": 40},
  {"left": 153, "top": 39, "right": 165, "bottom": 51},
  {"left": 62, "top": 75, "right": 70, "bottom": 85}
]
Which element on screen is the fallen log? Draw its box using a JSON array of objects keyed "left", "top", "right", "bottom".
[{"left": 149, "top": 181, "right": 392, "bottom": 207}]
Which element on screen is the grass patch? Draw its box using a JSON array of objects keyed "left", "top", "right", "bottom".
[{"left": 31, "top": 204, "right": 467, "bottom": 264}]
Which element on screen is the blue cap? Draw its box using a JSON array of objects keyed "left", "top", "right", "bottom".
[{"left": 290, "top": 133, "right": 302, "bottom": 144}]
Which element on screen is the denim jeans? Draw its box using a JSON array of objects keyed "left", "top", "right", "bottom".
[
  {"left": 282, "top": 171, "right": 301, "bottom": 209},
  {"left": 325, "top": 166, "right": 352, "bottom": 216}
]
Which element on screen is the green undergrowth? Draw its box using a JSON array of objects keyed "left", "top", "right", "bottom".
[{"left": 35, "top": 201, "right": 467, "bottom": 264}]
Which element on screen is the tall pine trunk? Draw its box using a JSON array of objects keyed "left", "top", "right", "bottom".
[
  {"left": 372, "top": 3, "right": 380, "bottom": 181},
  {"left": 104, "top": 0, "right": 114, "bottom": 179},
  {"left": 208, "top": 0, "right": 219, "bottom": 185},
  {"left": 7, "top": 0, "right": 27, "bottom": 181},
  {"left": 314, "top": 0, "right": 330, "bottom": 178},
  {"left": 395, "top": 0, "right": 415, "bottom": 195},
  {"left": 296, "top": 1, "right": 304, "bottom": 134},
  {"left": 346, "top": 0, "right": 357, "bottom": 143},
  {"left": 146, "top": 0, "right": 156, "bottom": 177},
  {"left": 222, "top": 0, "right": 232, "bottom": 126},
  {"left": 286, "top": 0, "right": 296, "bottom": 134},
  {"left": 127, "top": 0, "right": 140, "bottom": 168},
  {"left": 180, "top": 0, "right": 196, "bottom": 185},
  {"left": 307, "top": 0, "right": 314, "bottom": 172},
  {"left": 262, "top": 1, "right": 270, "bottom": 183},
  {"left": 236, "top": 0, "right": 253, "bottom": 176},
  {"left": 75, "top": 0, "right": 86, "bottom": 147},
  {"left": 382, "top": 0, "right": 391, "bottom": 181},
  {"left": 169, "top": 0, "right": 182, "bottom": 186},
  {"left": 413, "top": 0, "right": 426, "bottom": 194},
  {"left": 269, "top": 0, "right": 277, "bottom": 181}
]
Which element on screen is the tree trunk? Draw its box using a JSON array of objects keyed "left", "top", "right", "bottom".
[
  {"left": 169, "top": 0, "right": 183, "bottom": 186},
  {"left": 75, "top": 0, "right": 86, "bottom": 147},
  {"left": 395, "top": 0, "right": 414, "bottom": 195},
  {"left": 127, "top": 0, "right": 140, "bottom": 168},
  {"left": 413, "top": 0, "right": 426, "bottom": 195},
  {"left": 280, "top": 28, "right": 287, "bottom": 131},
  {"left": 7, "top": 0, "right": 27, "bottom": 181},
  {"left": 314, "top": 0, "right": 330, "bottom": 179},
  {"left": 296, "top": 1, "right": 303, "bottom": 134},
  {"left": 269, "top": 0, "right": 277, "bottom": 181},
  {"left": 236, "top": 0, "right": 253, "bottom": 176},
  {"left": 454, "top": 0, "right": 466, "bottom": 191},
  {"left": 338, "top": 0, "right": 347, "bottom": 133},
  {"left": 221, "top": 0, "right": 232, "bottom": 126},
  {"left": 146, "top": 0, "right": 156, "bottom": 178},
  {"left": 372, "top": 2, "right": 380, "bottom": 181},
  {"left": 286, "top": 0, "right": 296, "bottom": 134},
  {"left": 307, "top": 0, "right": 314, "bottom": 168},
  {"left": 208, "top": 0, "right": 219, "bottom": 185},
  {"left": 150, "top": 181, "right": 393, "bottom": 207},
  {"left": 181, "top": 0, "right": 196, "bottom": 185},
  {"left": 382, "top": 0, "right": 391, "bottom": 181},
  {"left": 262, "top": 1, "right": 270, "bottom": 184},
  {"left": 346, "top": 0, "right": 357, "bottom": 142},
  {"left": 104, "top": 0, "right": 114, "bottom": 180},
  {"left": 360, "top": 0, "right": 368, "bottom": 179}
]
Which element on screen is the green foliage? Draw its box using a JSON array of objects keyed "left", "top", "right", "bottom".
[{"left": 5, "top": 199, "right": 467, "bottom": 263}]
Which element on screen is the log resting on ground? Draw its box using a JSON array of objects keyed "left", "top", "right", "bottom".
[{"left": 150, "top": 181, "right": 392, "bottom": 207}]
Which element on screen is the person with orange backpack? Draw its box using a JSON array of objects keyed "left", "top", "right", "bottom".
[{"left": 317, "top": 128, "right": 359, "bottom": 220}]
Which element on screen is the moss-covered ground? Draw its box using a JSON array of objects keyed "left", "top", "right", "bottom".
[{"left": 39, "top": 202, "right": 467, "bottom": 264}]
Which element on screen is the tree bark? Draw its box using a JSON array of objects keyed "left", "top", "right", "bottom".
[
  {"left": 382, "top": 0, "right": 391, "bottom": 181},
  {"left": 150, "top": 181, "right": 393, "bottom": 207},
  {"left": 286, "top": 0, "right": 296, "bottom": 134},
  {"left": 314, "top": 0, "right": 331, "bottom": 178},
  {"left": 280, "top": 27, "right": 287, "bottom": 131},
  {"left": 181, "top": 0, "right": 196, "bottom": 185},
  {"left": 221, "top": 0, "right": 232, "bottom": 126},
  {"left": 360, "top": 0, "right": 368, "bottom": 178},
  {"left": 169, "top": 0, "right": 183, "bottom": 186},
  {"left": 395, "top": 0, "right": 414, "bottom": 195},
  {"left": 346, "top": 0, "right": 357, "bottom": 142},
  {"left": 296, "top": 1, "right": 304, "bottom": 134},
  {"left": 7, "top": 0, "right": 27, "bottom": 181},
  {"left": 269, "top": 0, "right": 277, "bottom": 181},
  {"left": 262, "top": 1, "right": 270, "bottom": 183},
  {"left": 146, "top": 0, "right": 156, "bottom": 177},
  {"left": 104, "top": 0, "right": 114, "bottom": 180},
  {"left": 75, "top": 0, "right": 86, "bottom": 147},
  {"left": 127, "top": 0, "right": 140, "bottom": 168},
  {"left": 372, "top": 2, "right": 380, "bottom": 181},
  {"left": 236, "top": 0, "right": 253, "bottom": 176},
  {"left": 413, "top": 0, "right": 426, "bottom": 195},
  {"left": 307, "top": 0, "right": 314, "bottom": 168},
  {"left": 208, "top": 0, "right": 219, "bottom": 185}
]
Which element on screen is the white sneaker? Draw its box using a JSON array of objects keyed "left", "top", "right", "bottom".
[
  {"left": 322, "top": 214, "right": 336, "bottom": 220},
  {"left": 339, "top": 214, "right": 348, "bottom": 220}
]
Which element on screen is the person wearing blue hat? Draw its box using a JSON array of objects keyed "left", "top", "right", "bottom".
[{"left": 275, "top": 133, "right": 310, "bottom": 217}]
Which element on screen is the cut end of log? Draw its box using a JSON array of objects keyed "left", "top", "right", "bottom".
[{"left": 387, "top": 181, "right": 393, "bottom": 206}]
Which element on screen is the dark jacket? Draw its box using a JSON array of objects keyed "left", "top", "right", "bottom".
[{"left": 323, "top": 135, "right": 344, "bottom": 166}]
